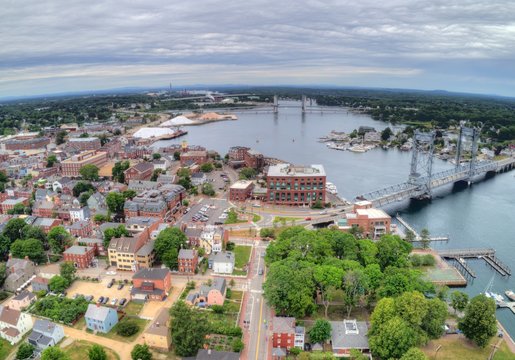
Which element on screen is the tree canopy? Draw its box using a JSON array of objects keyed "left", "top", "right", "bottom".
[
  {"left": 79, "top": 164, "right": 99, "bottom": 181},
  {"left": 459, "top": 294, "right": 497, "bottom": 347},
  {"left": 154, "top": 227, "right": 187, "bottom": 270},
  {"left": 170, "top": 301, "right": 210, "bottom": 356},
  {"left": 308, "top": 319, "right": 332, "bottom": 344}
]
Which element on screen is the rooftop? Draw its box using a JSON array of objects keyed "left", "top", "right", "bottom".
[
  {"left": 63, "top": 245, "right": 93, "bottom": 255},
  {"left": 267, "top": 163, "right": 325, "bottom": 177},
  {"left": 330, "top": 320, "right": 369, "bottom": 350},
  {"left": 230, "top": 180, "right": 254, "bottom": 189},
  {"left": 133, "top": 268, "right": 170, "bottom": 281}
]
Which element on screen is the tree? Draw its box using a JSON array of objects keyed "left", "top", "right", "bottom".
[
  {"left": 152, "top": 153, "right": 161, "bottom": 160},
  {"left": 131, "top": 344, "right": 152, "bottom": 360},
  {"left": 308, "top": 319, "right": 332, "bottom": 344},
  {"left": 154, "top": 228, "right": 187, "bottom": 263},
  {"left": 239, "top": 167, "right": 257, "bottom": 180},
  {"left": 3, "top": 218, "right": 27, "bottom": 242},
  {"left": 10, "top": 238, "right": 45, "bottom": 263},
  {"left": 79, "top": 164, "right": 99, "bottom": 181},
  {"left": 400, "top": 348, "right": 428, "bottom": 360},
  {"left": 16, "top": 343, "right": 35, "bottom": 360},
  {"left": 349, "top": 349, "right": 368, "bottom": 360},
  {"left": 178, "top": 176, "right": 192, "bottom": 190},
  {"left": 450, "top": 291, "right": 469, "bottom": 314},
  {"left": 162, "top": 248, "right": 179, "bottom": 270},
  {"left": 459, "top": 294, "right": 497, "bottom": 347},
  {"left": 200, "top": 162, "right": 214, "bottom": 173},
  {"left": 106, "top": 192, "right": 125, "bottom": 214},
  {"left": 49, "top": 275, "right": 69, "bottom": 293},
  {"left": 48, "top": 226, "right": 72, "bottom": 254},
  {"left": 170, "top": 301, "right": 210, "bottom": 356},
  {"left": 405, "top": 229, "right": 416, "bottom": 242},
  {"left": 420, "top": 228, "right": 430, "bottom": 249},
  {"left": 173, "top": 151, "right": 181, "bottom": 161},
  {"left": 313, "top": 265, "right": 343, "bottom": 318},
  {"left": 41, "top": 346, "right": 70, "bottom": 360},
  {"left": 369, "top": 316, "right": 420, "bottom": 360},
  {"left": 260, "top": 228, "right": 275, "bottom": 239},
  {"left": 342, "top": 270, "right": 368, "bottom": 317},
  {"left": 116, "top": 320, "right": 140, "bottom": 336},
  {"left": 60, "top": 261, "right": 77, "bottom": 284},
  {"left": 56, "top": 131, "right": 67, "bottom": 145},
  {"left": 150, "top": 168, "right": 163, "bottom": 181},
  {"left": 47, "top": 154, "right": 59, "bottom": 168},
  {"left": 376, "top": 234, "right": 412, "bottom": 270},
  {"left": 122, "top": 190, "right": 137, "bottom": 200},
  {"left": 22, "top": 225, "right": 47, "bottom": 244},
  {"left": 7, "top": 203, "right": 26, "bottom": 215},
  {"left": 88, "top": 345, "right": 107, "bottom": 360},
  {"left": 103, "top": 225, "right": 129, "bottom": 247},
  {"left": 381, "top": 127, "right": 393, "bottom": 141},
  {"left": 72, "top": 182, "right": 95, "bottom": 197},
  {"left": 422, "top": 298, "right": 448, "bottom": 339},
  {"left": 232, "top": 338, "right": 244, "bottom": 352},
  {"left": 395, "top": 291, "right": 429, "bottom": 327},
  {"left": 112, "top": 161, "right": 130, "bottom": 183},
  {"left": 201, "top": 183, "right": 215, "bottom": 196},
  {"left": 311, "top": 199, "right": 324, "bottom": 209}
]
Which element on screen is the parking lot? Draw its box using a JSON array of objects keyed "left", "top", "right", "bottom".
[
  {"left": 206, "top": 170, "right": 230, "bottom": 193},
  {"left": 179, "top": 198, "right": 230, "bottom": 226},
  {"left": 66, "top": 278, "right": 131, "bottom": 307}
]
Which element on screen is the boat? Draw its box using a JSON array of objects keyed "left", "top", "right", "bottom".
[
  {"left": 349, "top": 145, "right": 367, "bottom": 153},
  {"left": 326, "top": 182, "right": 338, "bottom": 195},
  {"left": 506, "top": 290, "right": 515, "bottom": 301},
  {"left": 484, "top": 276, "right": 505, "bottom": 303}
]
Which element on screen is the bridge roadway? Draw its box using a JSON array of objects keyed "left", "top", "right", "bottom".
[{"left": 357, "top": 157, "right": 515, "bottom": 207}]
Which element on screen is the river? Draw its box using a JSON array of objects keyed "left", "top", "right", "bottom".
[{"left": 153, "top": 101, "right": 515, "bottom": 336}]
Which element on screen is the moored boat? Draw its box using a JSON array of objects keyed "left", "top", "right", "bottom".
[{"left": 506, "top": 290, "right": 515, "bottom": 301}]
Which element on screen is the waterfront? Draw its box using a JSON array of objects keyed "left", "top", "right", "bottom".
[{"left": 154, "top": 101, "right": 515, "bottom": 337}]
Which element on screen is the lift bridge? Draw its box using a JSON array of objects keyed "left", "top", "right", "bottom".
[{"left": 356, "top": 126, "right": 515, "bottom": 207}]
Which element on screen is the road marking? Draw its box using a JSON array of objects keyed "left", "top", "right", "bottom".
[
  {"left": 250, "top": 290, "right": 263, "bottom": 294},
  {"left": 255, "top": 295, "right": 264, "bottom": 360}
]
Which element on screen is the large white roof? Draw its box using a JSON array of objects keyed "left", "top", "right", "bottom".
[
  {"left": 133, "top": 127, "right": 178, "bottom": 139},
  {"left": 160, "top": 115, "right": 194, "bottom": 126}
]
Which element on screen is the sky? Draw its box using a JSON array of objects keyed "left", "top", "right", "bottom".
[{"left": 1, "top": 0, "right": 515, "bottom": 98}]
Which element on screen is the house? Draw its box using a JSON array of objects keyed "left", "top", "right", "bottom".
[
  {"left": 69, "top": 206, "right": 90, "bottom": 222},
  {"left": 4, "top": 257, "right": 36, "bottom": 292},
  {"left": 7, "top": 291, "right": 36, "bottom": 311},
  {"left": 229, "top": 180, "right": 254, "bottom": 202},
  {"left": 272, "top": 317, "right": 304, "bottom": 351},
  {"left": 191, "top": 172, "right": 207, "bottom": 186},
  {"left": 178, "top": 249, "right": 198, "bottom": 274},
  {"left": 32, "top": 200, "right": 56, "bottom": 217},
  {"left": 63, "top": 245, "right": 95, "bottom": 269},
  {"left": 79, "top": 238, "right": 105, "bottom": 256},
  {"left": 186, "top": 278, "right": 226, "bottom": 307},
  {"left": 32, "top": 217, "right": 62, "bottom": 233},
  {"left": 67, "top": 220, "right": 93, "bottom": 237},
  {"left": 131, "top": 268, "right": 172, "bottom": 301},
  {"left": 209, "top": 251, "right": 235, "bottom": 274},
  {"left": 142, "top": 307, "right": 171, "bottom": 351},
  {"left": 194, "top": 349, "right": 240, "bottom": 360},
  {"left": 200, "top": 226, "right": 225, "bottom": 255},
  {"left": 0, "top": 197, "right": 29, "bottom": 214},
  {"left": 124, "top": 162, "right": 154, "bottom": 182},
  {"left": 330, "top": 319, "right": 370, "bottom": 357},
  {"left": 183, "top": 226, "right": 203, "bottom": 246},
  {"left": 180, "top": 150, "right": 208, "bottom": 166},
  {"left": 31, "top": 277, "right": 50, "bottom": 292},
  {"left": 85, "top": 304, "right": 118, "bottom": 333},
  {"left": 87, "top": 192, "right": 107, "bottom": 214},
  {"left": 0, "top": 305, "right": 33, "bottom": 344},
  {"left": 28, "top": 319, "right": 65, "bottom": 350}
]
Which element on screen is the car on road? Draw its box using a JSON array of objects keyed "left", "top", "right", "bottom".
[
  {"left": 261, "top": 252, "right": 265, "bottom": 258},
  {"left": 119, "top": 298, "right": 127, "bottom": 306},
  {"left": 258, "top": 269, "right": 264, "bottom": 275},
  {"left": 117, "top": 284, "right": 124, "bottom": 290},
  {"left": 97, "top": 296, "right": 104, "bottom": 304},
  {"left": 305, "top": 217, "right": 312, "bottom": 221},
  {"left": 319, "top": 210, "right": 327, "bottom": 215}
]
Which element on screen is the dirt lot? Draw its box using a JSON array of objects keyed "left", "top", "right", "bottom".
[
  {"left": 139, "top": 283, "right": 185, "bottom": 319},
  {"left": 67, "top": 278, "right": 131, "bottom": 305}
]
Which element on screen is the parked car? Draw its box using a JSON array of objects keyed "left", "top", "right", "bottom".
[
  {"left": 258, "top": 269, "right": 264, "bottom": 275},
  {"left": 107, "top": 282, "right": 113, "bottom": 288},
  {"left": 102, "top": 297, "right": 109, "bottom": 304},
  {"left": 305, "top": 217, "right": 312, "bottom": 221},
  {"left": 85, "top": 295, "right": 94, "bottom": 302},
  {"left": 110, "top": 298, "right": 118, "bottom": 306},
  {"left": 117, "top": 284, "right": 124, "bottom": 290},
  {"left": 119, "top": 298, "right": 127, "bottom": 306},
  {"left": 98, "top": 296, "right": 104, "bottom": 303},
  {"left": 72, "top": 293, "right": 81, "bottom": 299}
]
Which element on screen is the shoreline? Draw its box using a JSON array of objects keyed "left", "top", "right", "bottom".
[{"left": 497, "top": 320, "right": 515, "bottom": 353}]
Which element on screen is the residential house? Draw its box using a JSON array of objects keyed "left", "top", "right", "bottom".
[
  {"left": 32, "top": 217, "right": 62, "bottom": 233},
  {"left": 272, "top": 317, "right": 304, "bottom": 352},
  {"left": 209, "top": 252, "right": 235, "bottom": 274},
  {"left": 178, "top": 249, "right": 198, "bottom": 274},
  {"left": 79, "top": 238, "right": 105, "bottom": 256},
  {"left": 0, "top": 197, "right": 29, "bottom": 214},
  {"left": 87, "top": 192, "right": 107, "bottom": 215},
  {"left": 194, "top": 350, "right": 240, "bottom": 360},
  {"left": 4, "top": 257, "right": 36, "bottom": 292},
  {"left": 131, "top": 268, "right": 172, "bottom": 301},
  {"left": 69, "top": 205, "right": 90, "bottom": 222},
  {"left": 32, "top": 200, "right": 56, "bottom": 218},
  {"left": 186, "top": 278, "right": 226, "bottom": 307},
  {"left": 124, "top": 162, "right": 154, "bottom": 182},
  {"left": 63, "top": 245, "right": 95, "bottom": 269},
  {"left": 7, "top": 291, "right": 36, "bottom": 311},
  {"left": 0, "top": 305, "right": 33, "bottom": 344},
  {"left": 191, "top": 172, "right": 207, "bottom": 186},
  {"left": 184, "top": 226, "right": 203, "bottom": 247},
  {"left": 85, "top": 304, "right": 118, "bottom": 333},
  {"left": 67, "top": 220, "right": 93, "bottom": 237},
  {"left": 142, "top": 308, "right": 171, "bottom": 351},
  {"left": 152, "top": 158, "right": 170, "bottom": 171},
  {"left": 28, "top": 319, "right": 65, "bottom": 350},
  {"left": 330, "top": 320, "right": 370, "bottom": 357},
  {"left": 180, "top": 150, "right": 208, "bottom": 166},
  {"left": 31, "top": 277, "right": 50, "bottom": 292},
  {"left": 200, "top": 225, "right": 225, "bottom": 254}
]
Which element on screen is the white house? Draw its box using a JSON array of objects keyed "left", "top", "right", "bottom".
[
  {"left": 28, "top": 319, "right": 65, "bottom": 350},
  {"left": 210, "top": 251, "right": 235, "bottom": 274},
  {"left": 200, "top": 225, "right": 224, "bottom": 254},
  {"left": 0, "top": 305, "right": 33, "bottom": 344},
  {"left": 69, "top": 206, "right": 90, "bottom": 222},
  {"left": 191, "top": 172, "right": 207, "bottom": 186}
]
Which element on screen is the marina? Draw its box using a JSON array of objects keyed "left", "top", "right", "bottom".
[{"left": 438, "top": 248, "right": 512, "bottom": 277}]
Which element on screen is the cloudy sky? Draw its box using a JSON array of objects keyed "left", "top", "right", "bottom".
[{"left": 1, "top": 0, "right": 515, "bottom": 98}]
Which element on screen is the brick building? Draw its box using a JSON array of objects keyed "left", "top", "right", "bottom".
[
  {"left": 180, "top": 150, "right": 208, "bottom": 166},
  {"left": 67, "top": 220, "right": 93, "bottom": 238},
  {"left": 124, "top": 162, "right": 154, "bottom": 182},
  {"left": 131, "top": 268, "right": 172, "bottom": 301},
  {"left": 266, "top": 164, "right": 326, "bottom": 206},
  {"left": 60, "top": 150, "right": 108, "bottom": 177},
  {"left": 63, "top": 245, "right": 95, "bottom": 269},
  {"left": 0, "top": 197, "right": 29, "bottom": 214},
  {"left": 272, "top": 317, "right": 305, "bottom": 352},
  {"left": 244, "top": 149, "right": 264, "bottom": 169},
  {"left": 229, "top": 180, "right": 254, "bottom": 202},
  {"left": 4, "top": 137, "right": 50, "bottom": 151},
  {"left": 339, "top": 201, "right": 391, "bottom": 239},
  {"left": 66, "top": 137, "right": 101, "bottom": 152},
  {"left": 228, "top": 146, "right": 264, "bottom": 169},
  {"left": 178, "top": 249, "right": 198, "bottom": 274}
]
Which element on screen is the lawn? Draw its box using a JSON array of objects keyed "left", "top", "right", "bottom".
[
  {"left": 233, "top": 245, "right": 251, "bottom": 269},
  {"left": 0, "top": 338, "right": 14, "bottom": 360},
  {"left": 123, "top": 301, "right": 144, "bottom": 316},
  {"left": 224, "top": 290, "right": 243, "bottom": 314},
  {"left": 422, "top": 334, "right": 515, "bottom": 360},
  {"left": 62, "top": 340, "right": 120, "bottom": 360},
  {"left": 252, "top": 214, "right": 261, "bottom": 222},
  {"left": 97, "top": 317, "right": 149, "bottom": 343},
  {"left": 273, "top": 216, "right": 301, "bottom": 224}
]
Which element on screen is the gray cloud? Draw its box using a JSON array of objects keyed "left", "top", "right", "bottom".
[{"left": 1, "top": 0, "right": 514, "bottom": 97}]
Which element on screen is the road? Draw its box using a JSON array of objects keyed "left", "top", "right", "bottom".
[{"left": 242, "top": 240, "right": 271, "bottom": 360}]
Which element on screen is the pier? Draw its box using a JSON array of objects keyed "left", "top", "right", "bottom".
[
  {"left": 396, "top": 215, "right": 449, "bottom": 242},
  {"left": 438, "top": 248, "right": 512, "bottom": 276},
  {"left": 498, "top": 301, "right": 515, "bottom": 314}
]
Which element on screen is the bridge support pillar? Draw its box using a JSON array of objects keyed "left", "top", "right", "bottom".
[
  {"left": 273, "top": 95, "right": 278, "bottom": 114},
  {"left": 301, "top": 95, "right": 307, "bottom": 113}
]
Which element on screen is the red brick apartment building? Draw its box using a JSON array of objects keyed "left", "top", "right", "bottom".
[
  {"left": 60, "top": 150, "right": 108, "bottom": 177},
  {"left": 131, "top": 268, "right": 172, "bottom": 301},
  {"left": 67, "top": 137, "right": 101, "bottom": 151},
  {"left": 341, "top": 200, "right": 391, "bottom": 239},
  {"left": 4, "top": 137, "right": 50, "bottom": 151},
  {"left": 178, "top": 249, "right": 198, "bottom": 274},
  {"left": 180, "top": 150, "right": 208, "bottom": 166},
  {"left": 124, "top": 162, "right": 154, "bottom": 181},
  {"left": 229, "top": 180, "right": 254, "bottom": 202},
  {"left": 63, "top": 245, "right": 95, "bottom": 269},
  {"left": 266, "top": 164, "right": 326, "bottom": 206}
]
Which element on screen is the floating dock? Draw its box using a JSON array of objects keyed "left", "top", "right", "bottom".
[
  {"left": 395, "top": 215, "right": 449, "bottom": 242},
  {"left": 438, "top": 248, "right": 512, "bottom": 277}
]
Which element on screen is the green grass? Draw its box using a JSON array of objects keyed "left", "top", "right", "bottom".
[
  {"left": 123, "top": 301, "right": 144, "bottom": 316},
  {"left": 63, "top": 340, "right": 120, "bottom": 360},
  {"left": 98, "top": 317, "right": 149, "bottom": 343},
  {"left": 0, "top": 338, "right": 14, "bottom": 360},
  {"left": 223, "top": 290, "right": 243, "bottom": 313},
  {"left": 252, "top": 214, "right": 261, "bottom": 222},
  {"left": 233, "top": 245, "right": 251, "bottom": 269},
  {"left": 422, "top": 335, "right": 515, "bottom": 360},
  {"left": 273, "top": 216, "right": 301, "bottom": 224}
]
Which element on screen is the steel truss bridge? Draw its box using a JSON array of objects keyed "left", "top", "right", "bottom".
[{"left": 356, "top": 127, "right": 515, "bottom": 207}]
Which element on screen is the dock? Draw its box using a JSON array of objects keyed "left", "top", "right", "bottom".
[
  {"left": 395, "top": 215, "right": 449, "bottom": 242},
  {"left": 438, "top": 248, "right": 512, "bottom": 277},
  {"left": 497, "top": 301, "right": 515, "bottom": 314}
]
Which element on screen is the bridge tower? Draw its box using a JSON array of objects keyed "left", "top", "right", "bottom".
[
  {"left": 455, "top": 125, "right": 480, "bottom": 181},
  {"left": 273, "top": 95, "right": 279, "bottom": 114},
  {"left": 408, "top": 130, "right": 436, "bottom": 198},
  {"left": 301, "top": 95, "right": 307, "bottom": 113}
]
